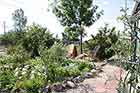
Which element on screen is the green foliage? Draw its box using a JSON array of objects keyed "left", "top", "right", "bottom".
[
  {"left": 41, "top": 43, "right": 93, "bottom": 83},
  {"left": 1, "top": 23, "right": 56, "bottom": 58},
  {"left": 0, "top": 55, "right": 17, "bottom": 64},
  {"left": 0, "top": 31, "right": 21, "bottom": 46},
  {"left": 0, "top": 66, "right": 15, "bottom": 90},
  {"left": 85, "top": 24, "right": 119, "bottom": 60},
  {"left": 0, "top": 43, "right": 93, "bottom": 92},
  {"left": 0, "top": 6, "right": 95, "bottom": 92},
  {"left": 22, "top": 24, "right": 55, "bottom": 58},
  {"left": 116, "top": 6, "right": 140, "bottom": 93},
  {"left": 52, "top": 0, "right": 103, "bottom": 52},
  {"left": 78, "top": 62, "right": 93, "bottom": 71},
  {"left": 53, "top": 0, "right": 103, "bottom": 27},
  {"left": 112, "top": 38, "right": 131, "bottom": 57},
  {"left": 41, "top": 43, "right": 66, "bottom": 62},
  {"left": 7, "top": 45, "right": 31, "bottom": 63},
  {"left": 0, "top": 8, "right": 27, "bottom": 46},
  {"left": 62, "top": 26, "right": 80, "bottom": 42},
  {"left": 45, "top": 60, "right": 92, "bottom": 83},
  {"left": 0, "top": 57, "right": 46, "bottom": 92},
  {"left": 12, "top": 58, "right": 46, "bottom": 92}
]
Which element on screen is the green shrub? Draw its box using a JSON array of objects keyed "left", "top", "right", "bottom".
[
  {"left": 41, "top": 43, "right": 66, "bottom": 65},
  {"left": 0, "top": 57, "right": 46, "bottom": 92},
  {"left": 84, "top": 24, "right": 118, "bottom": 60},
  {"left": 41, "top": 43, "right": 93, "bottom": 83},
  {"left": 0, "top": 31, "right": 21, "bottom": 46},
  {"left": 22, "top": 24, "right": 55, "bottom": 58},
  {"left": 0, "top": 54, "right": 29, "bottom": 65},
  {"left": 66, "top": 65, "right": 81, "bottom": 77},
  {"left": 78, "top": 62, "right": 92, "bottom": 71},
  {"left": 15, "top": 76, "right": 45, "bottom": 93},
  {"left": 0, "top": 55, "right": 16, "bottom": 64}
]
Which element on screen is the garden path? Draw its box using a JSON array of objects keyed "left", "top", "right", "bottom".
[{"left": 66, "top": 63, "right": 126, "bottom": 93}]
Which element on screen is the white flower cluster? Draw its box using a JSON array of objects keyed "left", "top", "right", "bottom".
[{"left": 14, "top": 64, "right": 47, "bottom": 80}]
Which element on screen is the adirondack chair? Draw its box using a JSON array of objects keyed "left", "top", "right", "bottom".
[{"left": 90, "top": 45, "right": 101, "bottom": 61}]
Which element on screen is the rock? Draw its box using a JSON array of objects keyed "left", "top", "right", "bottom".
[
  {"left": 42, "top": 86, "right": 51, "bottom": 93},
  {"left": 84, "top": 72, "right": 93, "bottom": 78},
  {"left": 91, "top": 69, "right": 97, "bottom": 74},
  {"left": 62, "top": 83, "right": 67, "bottom": 88},
  {"left": 96, "top": 66, "right": 103, "bottom": 73},
  {"left": 100, "top": 62, "right": 108, "bottom": 67},
  {"left": 75, "top": 53, "right": 88, "bottom": 59},
  {"left": 66, "top": 81, "right": 76, "bottom": 88},
  {"left": 51, "top": 83, "right": 65, "bottom": 92},
  {"left": 72, "top": 76, "right": 84, "bottom": 83},
  {"left": 65, "top": 77, "right": 73, "bottom": 82}
]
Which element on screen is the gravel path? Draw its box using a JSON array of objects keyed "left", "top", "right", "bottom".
[{"left": 66, "top": 63, "right": 126, "bottom": 93}]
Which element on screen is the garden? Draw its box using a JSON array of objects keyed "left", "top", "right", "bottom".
[{"left": 0, "top": 0, "right": 140, "bottom": 93}]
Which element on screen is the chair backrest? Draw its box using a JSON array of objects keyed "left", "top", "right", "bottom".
[{"left": 92, "top": 45, "right": 101, "bottom": 57}]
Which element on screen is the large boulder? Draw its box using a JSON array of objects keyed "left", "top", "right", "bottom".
[{"left": 67, "top": 44, "right": 78, "bottom": 58}]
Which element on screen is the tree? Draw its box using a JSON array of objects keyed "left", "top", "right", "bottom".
[
  {"left": 12, "top": 8, "right": 27, "bottom": 32},
  {"left": 52, "top": 0, "right": 103, "bottom": 54},
  {"left": 0, "top": 9, "right": 27, "bottom": 46}
]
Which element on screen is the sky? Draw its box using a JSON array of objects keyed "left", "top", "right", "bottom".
[{"left": 0, "top": 0, "right": 135, "bottom": 39}]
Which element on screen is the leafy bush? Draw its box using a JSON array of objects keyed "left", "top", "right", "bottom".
[
  {"left": 13, "top": 62, "right": 46, "bottom": 92},
  {"left": 0, "top": 31, "right": 23, "bottom": 46},
  {"left": 1, "top": 23, "right": 56, "bottom": 59},
  {"left": 22, "top": 24, "right": 55, "bottom": 58},
  {"left": 0, "top": 57, "right": 47, "bottom": 92},
  {"left": 41, "top": 43, "right": 66, "bottom": 65},
  {"left": 41, "top": 43, "right": 93, "bottom": 83},
  {"left": 7, "top": 45, "right": 31, "bottom": 63},
  {"left": 78, "top": 62, "right": 93, "bottom": 71},
  {"left": 84, "top": 24, "right": 119, "bottom": 60}
]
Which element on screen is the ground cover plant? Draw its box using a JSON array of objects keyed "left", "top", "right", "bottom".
[{"left": 0, "top": 43, "right": 93, "bottom": 92}]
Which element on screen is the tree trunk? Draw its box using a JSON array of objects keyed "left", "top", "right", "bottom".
[{"left": 80, "top": 29, "right": 83, "bottom": 54}]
